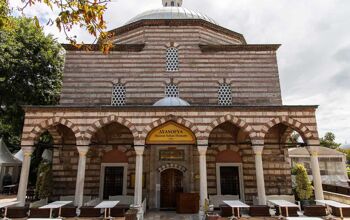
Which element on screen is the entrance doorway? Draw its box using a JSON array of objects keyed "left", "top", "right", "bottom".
[
  {"left": 160, "top": 169, "right": 183, "bottom": 209},
  {"left": 216, "top": 163, "right": 245, "bottom": 200},
  {"left": 103, "top": 167, "right": 124, "bottom": 199}
]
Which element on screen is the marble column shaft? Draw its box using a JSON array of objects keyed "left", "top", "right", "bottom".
[{"left": 17, "top": 147, "right": 34, "bottom": 206}]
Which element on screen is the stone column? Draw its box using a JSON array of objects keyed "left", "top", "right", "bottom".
[
  {"left": 307, "top": 145, "right": 324, "bottom": 200},
  {"left": 198, "top": 145, "right": 208, "bottom": 211},
  {"left": 74, "top": 146, "right": 89, "bottom": 207},
  {"left": 17, "top": 147, "right": 34, "bottom": 206},
  {"left": 134, "top": 146, "right": 145, "bottom": 206},
  {"left": 253, "top": 145, "right": 267, "bottom": 205}
]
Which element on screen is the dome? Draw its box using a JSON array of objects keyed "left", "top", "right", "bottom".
[
  {"left": 153, "top": 97, "right": 190, "bottom": 106},
  {"left": 126, "top": 7, "right": 218, "bottom": 25}
]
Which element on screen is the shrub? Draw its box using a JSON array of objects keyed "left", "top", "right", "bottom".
[{"left": 292, "top": 163, "right": 313, "bottom": 200}]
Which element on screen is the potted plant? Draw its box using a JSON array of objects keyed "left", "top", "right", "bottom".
[{"left": 292, "top": 163, "right": 313, "bottom": 209}]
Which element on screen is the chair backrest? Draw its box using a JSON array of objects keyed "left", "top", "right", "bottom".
[
  {"left": 266, "top": 195, "right": 296, "bottom": 203},
  {"left": 109, "top": 195, "right": 134, "bottom": 205},
  {"left": 209, "top": 195, "right": 239, "bottom": 208}
]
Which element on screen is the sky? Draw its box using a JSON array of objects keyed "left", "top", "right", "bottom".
[{"left": 10, "top": 0, "right": 350, "bottom": 144}]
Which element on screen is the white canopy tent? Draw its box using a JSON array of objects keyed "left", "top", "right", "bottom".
[{"left": 0, "top": 138, "right": 22, "bottom": 189}]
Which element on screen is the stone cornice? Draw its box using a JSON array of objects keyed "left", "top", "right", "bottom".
[
  {"left": 108, "top": 19, "right": 246, "bottom": 44},
  {"left": 61, "top": 44, "right": 146, "bottom": 52},
  {"left": 22, "top": 105, "right": 318, "bottom": 112},
  {"left": 199, "top": 44, "right": 281, "bottom": 52}
]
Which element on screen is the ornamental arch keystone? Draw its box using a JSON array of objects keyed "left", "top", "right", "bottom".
[
  {"left": 84, "top": 115, "right": 139, "bottom": 145},
  {"left": 204, "top": 115, "right": 257, "bottom": 140},
  {"left": 260, "top": 116, "right": 315, "bottom": 142},
  {"left": 27, "top": 117, "right": 82, "bottom": 146},
  {"left": 158, "top": 163, "right": 187, "bottom": 173}
]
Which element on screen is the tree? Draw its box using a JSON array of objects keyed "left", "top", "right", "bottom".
[
  {"left": 320, "top": 132, "right": 341, "bottom": 149},
  {"left": 2, "top": 0, "right": 113, "bottom": 52},
  {"left": 292, "top": 163, "right": 313, "bottom": 201},
  {"left": 0, "top": 16, "right": 64, "bottom": 151}
]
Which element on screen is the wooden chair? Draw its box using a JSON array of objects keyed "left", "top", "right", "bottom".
[
  {"left": 275, "top": 206, "right": 299, "bottom": 217},
  {"left": 3, "top": 206, "right": 29, "bottom": 218},
  {"left": 248, "top": 205, "right": 271, "bottom": 217},
  {"left": 110, "top": 204, "right": 129, "bottom": 217},
  {"left": 59, "top": 206, "right": 77, "bottom": 217},
  {"left": 29, "top": 207, "right": 58, "bottom": 218},
  {"left": 303, "top": 205, "right": 327, "bottom": 217},
  {"left": 219, "top": 205, "right": 240, "bottom": 218},
  {"left": 330, "top": 206, "right": 350, "bottom": 218},
  {"left": 79, "top": 206, "right": 102, "bottom": 217}
]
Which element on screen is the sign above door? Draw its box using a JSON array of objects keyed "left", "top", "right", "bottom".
[{"left": 146, "top": 121, "right": 196, "bottom": 145}]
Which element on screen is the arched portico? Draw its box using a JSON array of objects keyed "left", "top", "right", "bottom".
[{"left": 17, "top": 117, "right": 81, "bottom": 206}]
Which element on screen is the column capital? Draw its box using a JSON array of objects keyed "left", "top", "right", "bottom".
[
  {"left": 307, "top": 146, "right": 320, "bottom": 157},
  {"left": 197, "top": 145, "right": 208, "bottom": 156},
  {"left": 21, "top": 146, "right": 34, "bottom": 157},
  {"left": 77, "top": 146, "right": 89, "bottom": 156},
  {"left": 134, "top": 146, "right": 145, "bottom": 156},
  {"left": 252, "top": 145, "right": 264, "bottom": 155}
]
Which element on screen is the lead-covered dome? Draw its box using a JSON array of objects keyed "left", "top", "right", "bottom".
[
  {"left": 126, "top": 1, "right": 217, "bottom": 25},
  {"left": 153, "top": 97, "right": 190, "bottom": 106}
]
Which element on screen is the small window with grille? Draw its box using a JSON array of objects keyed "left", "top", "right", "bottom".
[
  {"left": 165, "top": 84, "right": 179, "bottom": 97},
  {"left": 111, "top": 83, "right": 126, "bottom": 106},
  {"left": 166, "top": 47, "right": 179, "bottom": 72},
  {"left": 218, "top": 84, "right": 232, "bottom": 105}
]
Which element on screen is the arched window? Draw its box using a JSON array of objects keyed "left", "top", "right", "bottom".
[
  {"left": 171, "top": 1, "right": 175, "bottom": 6},
  {"left": 111, "top": 83, "right": 126, "bottom": 106},
  {"left": 165, "top": 84, "right": 179, "bottom": 97},
  {"left": 218, "top": 84, "right": 232, "bottom": 105},
  {"left": 166, "top": 47, "right": 179, "bottom": 72}
]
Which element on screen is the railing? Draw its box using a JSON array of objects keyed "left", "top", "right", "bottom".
[{"left": 323, "top": 184, "right": 350, "bottom": 196}]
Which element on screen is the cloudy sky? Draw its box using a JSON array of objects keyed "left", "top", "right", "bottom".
[{"left": 11, "top": 0, "right": 350, "bottom": 144}]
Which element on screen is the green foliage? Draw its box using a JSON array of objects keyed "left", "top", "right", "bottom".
[
  {"left": 292, "top": 163, "right": 313, "bottom": 201},
  {"left": 320, "top": 132, "right": 341, "bottom": 149},
  {"left": 0, "top": 0, "right": 9, "bottom": 28},
  {"left": 0, "top": 16, "right": 63, "bottom": 151},
  {"left": 35, "top": 161, "right": 53, "bottom": 199}
]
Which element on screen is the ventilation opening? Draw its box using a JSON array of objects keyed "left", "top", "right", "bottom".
[
  {"left": 111, "top": 83, "right": 126, "bottom": 106},
  {"left": 218, "top": 84, "right": 232, "bottom": 105},
  {"left": 166, "top": 47, "right": 179, "bottom": 72},
  {"left": 165, "top": 84, "right": 179, "bottom": 97}
]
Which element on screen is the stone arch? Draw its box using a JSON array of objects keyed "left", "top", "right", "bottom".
[
  {"left": 140, "top": 115, "right": 201, "bottom": 141},
  {"left": 204, "top": 115, "right": 257, "bottom": 140},
  {"left": 84, "top": 115, "right": 139, "bottom": 144},
  {"left": 27, "top": 117, "right": 82, "bottom": 145},
  {"left": 158, "top": 163, "right": 187, "bottom": 173},
  {"left": 260, "top": 116, "right": 314, "bottom": 142}
]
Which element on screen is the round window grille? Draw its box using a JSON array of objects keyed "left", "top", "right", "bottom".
[
  {"left": 111, "top": 83, "right": 126, "bottom": 106},
  {"left": 218, "top": 84, "right": 232, "bottom": 105},
  {"left": 166, "top": 47, "right": 179, "bottom": 72},
  {"left": 165, "top": 84, "right": 179, "bottom": 97}
]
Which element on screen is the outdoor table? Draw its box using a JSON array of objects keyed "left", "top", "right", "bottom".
[
  {"left": 0, "top": 201, "right": 20, "bottom": 220},
  {"left": 3, "top": 184, "right": 16, "bottom": 194},
  {"left": 223, "top": 200, "right": 249, "bottom": 219},
  {"left": 286, "top": 218, "right": 322, "bottom": 220},
  {"left": 316, "top": 200, "right": 350, "bottom": 219},
  {"left": 39, "top": 200, "right": 72, "bottom": 218},
  {"left": 28, "top": 218, "right": 62, "bottom": 220},
  {"left": 95, "top": 200, "right": 119, "bottom": 220},
  {"left": 268, "top": 200, "right": 299, "bottom": 218}
]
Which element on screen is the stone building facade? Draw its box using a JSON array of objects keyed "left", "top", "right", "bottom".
[{"left": 17, "top": 0, "right": 325, "bottom": 214}]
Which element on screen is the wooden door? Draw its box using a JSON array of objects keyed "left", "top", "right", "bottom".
[
  {"left": 103, "top": 167, "right": 124, "bottom": 199},
  {"left": 220, "top": 166, "right": 240, "bottom": 196},
  {"left": 160, "top": 169, "right": 183, "bottom": 209}
]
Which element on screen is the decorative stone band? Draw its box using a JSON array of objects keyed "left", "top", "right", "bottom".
[{"left": 158, "top": 163, "right": 187, "bottom": 173}]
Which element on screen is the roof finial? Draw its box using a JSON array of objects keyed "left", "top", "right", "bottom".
[{"left": 162, "top": 0, "right": 183, "bottom": 7}]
